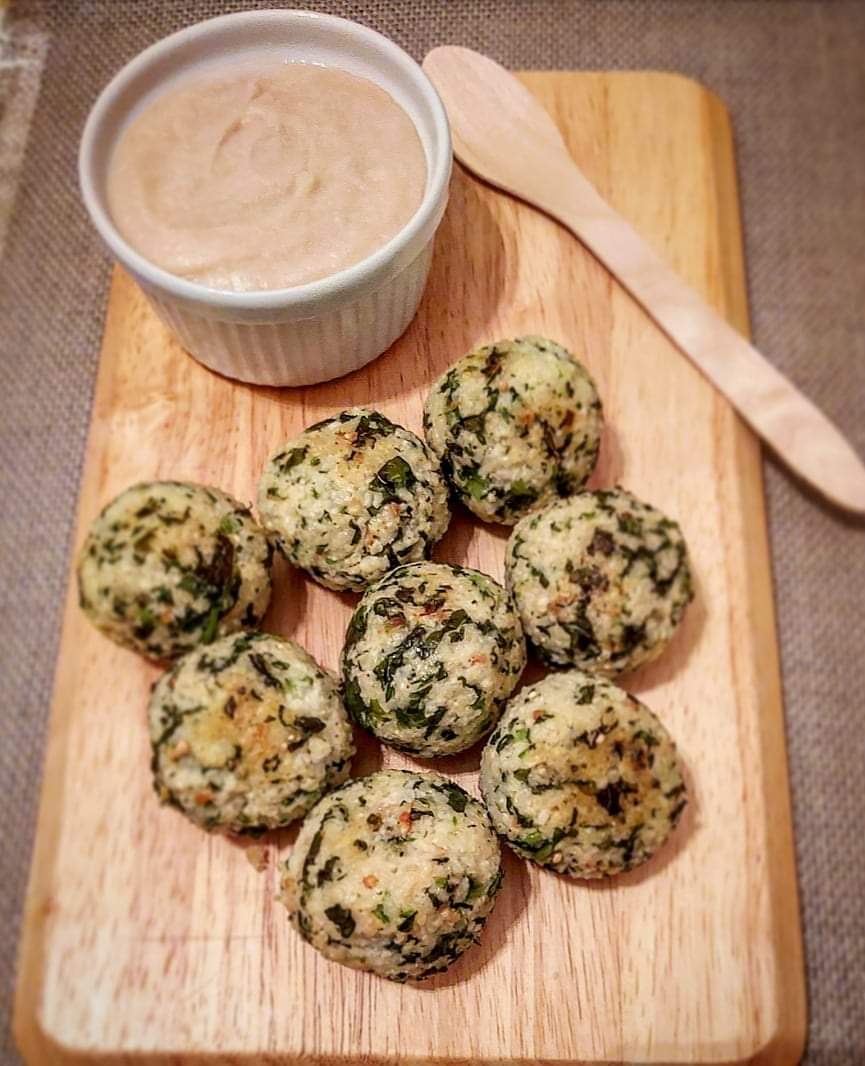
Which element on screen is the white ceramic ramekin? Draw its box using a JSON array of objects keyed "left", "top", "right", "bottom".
[{"left": 79, "top": 11, "right": 451, "bottom": 387}]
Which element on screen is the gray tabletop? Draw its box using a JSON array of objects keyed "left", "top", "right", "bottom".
[{"left": 2, "top": 2, "right": 864, "bottom": 1064}]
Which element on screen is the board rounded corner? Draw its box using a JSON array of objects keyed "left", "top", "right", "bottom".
[
  {"left": 13, "top": 997, "right": 85, "bottom": 1066},
  {"left": 644, "top": 68, "right": 732, "bottom": 116}
]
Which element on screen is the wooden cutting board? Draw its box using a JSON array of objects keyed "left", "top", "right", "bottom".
[{"left": 14, "top": 72, "right": 806, "bottom": 1065}]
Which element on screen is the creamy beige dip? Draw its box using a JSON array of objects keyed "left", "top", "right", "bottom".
[{"left": 107, "top": 63, "right": 427, "bottom": 291}]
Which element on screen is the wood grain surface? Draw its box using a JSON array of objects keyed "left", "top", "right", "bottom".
[{"left": 14, "top": 72, "right": 806, "bottom": 1065}]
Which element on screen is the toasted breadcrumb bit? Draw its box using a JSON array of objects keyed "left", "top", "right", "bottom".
[{"left": 245, "top": 846, "right": 268, "bottom": 873}]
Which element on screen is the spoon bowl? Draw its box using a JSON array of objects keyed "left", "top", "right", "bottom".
[{"left": 425, "top": 46, "right": 573, "bottom": 188}]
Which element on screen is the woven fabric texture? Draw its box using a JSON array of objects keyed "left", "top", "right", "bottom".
[{"left": 2, "top": 2, "right": 864, "bottom": 1063}]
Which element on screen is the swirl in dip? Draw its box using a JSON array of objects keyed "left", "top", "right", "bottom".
[{"left": 106, "top": 63, "right": 427, "bottom": 291}]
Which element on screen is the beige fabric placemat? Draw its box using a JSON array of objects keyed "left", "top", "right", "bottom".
[{"left": 2, "top": 2, "right": 864, "bottom": 1063}]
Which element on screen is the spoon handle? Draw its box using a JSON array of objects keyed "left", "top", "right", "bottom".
[{"left": 546, "top": 166, "right": 865, "bottom": 513}]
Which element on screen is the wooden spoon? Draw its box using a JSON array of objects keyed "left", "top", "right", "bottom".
[{"left": 423, "top": 45, "right": 865, "bottom": 515}]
